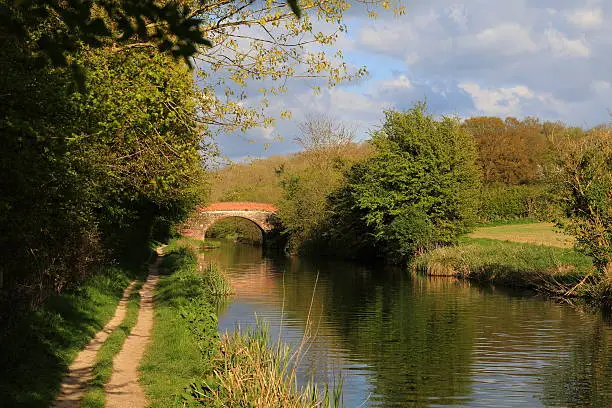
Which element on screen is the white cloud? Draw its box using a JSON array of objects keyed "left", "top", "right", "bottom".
[
  {"left": 545, "top": 28, "right": 590, "bottom": 57},
  {"left": 381, "top": 75, "right": 413, "bottom": 90},
  {"left": 258, "top": 126, "right": 275, "bottom": 140},
  {"left": 459, "top": 82, "right": 534, "bottom": 116},
  {"left": 458, "top": 23, "right": 538, "bottom": 56},
  {"left": 591, "top": 79, "right": 611, "bottom": 94},
  {"left": 329, "top": 88, "right": 378, "bottom": 114},
  {"left": 414, "top": 9, "right": 440, "bottom": 30},
  {"left": 446, "top": 4, "right": 468, "bottom": 28},
  {"left": 566, "top": 8, "right": 603, "bottom": 28},
  {"left": 359, "top": 24, "right": 415, "bottom": 57}
]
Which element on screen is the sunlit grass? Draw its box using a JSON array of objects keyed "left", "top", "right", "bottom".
[
  {"left": 413, "top": 238, "right": 594, "bottom": 296},
  {"left": 468, "top": 222, "right": 574, "bottom": 248},
  {"left": 190, "top": 321, "right": 344, "bottom": 408}
]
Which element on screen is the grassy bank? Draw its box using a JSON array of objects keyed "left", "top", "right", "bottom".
[
  {"left": 0, "top": 263, "right": 146, "bottom": 407},
  {"left": 81, "top": 281, "right": 143, "bottom": 408},
  {"left": 142, "top": 237, "right": 343, "bottom": 407},
  {"left": 140, "top": 238, "right": 221, "bottom": 407},
  {"left": 412, "top": 237, "right": 606, "bottom": 299}
]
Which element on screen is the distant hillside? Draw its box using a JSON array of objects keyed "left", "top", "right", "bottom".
[{"left": 209, "top": 142, "right": 373, "bottom": 204}]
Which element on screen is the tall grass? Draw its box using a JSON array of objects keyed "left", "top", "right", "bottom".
[
  {"left": 188, "top": 321, "right": 343, "bottom": 408},
  {"left": 412, "top": 238, "right": 596, "bottom": 296},
  {"left": 201, "top": 264, "right": 234, "bottom": 297}
]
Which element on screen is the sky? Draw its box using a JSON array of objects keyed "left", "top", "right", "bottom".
[{"left": 214, "top": 0, "right": 611, "bottom": 161}]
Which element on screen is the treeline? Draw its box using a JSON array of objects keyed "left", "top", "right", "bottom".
[
  {"left": 0, "top": 5, "right": 206, "bottom": 317},
  {"left": 211, "top": 106, "right": 611, "bottom": 274}
]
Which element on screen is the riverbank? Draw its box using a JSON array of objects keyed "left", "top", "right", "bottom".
[
  {"left": 413, "top": 235, "right": 611, "bottom": 308},
  {"left": 0, "top": 262, "right": 147, "bottom": 407},
  {"left": 142, "top": 237, "right": 343, "bottom": 407}
]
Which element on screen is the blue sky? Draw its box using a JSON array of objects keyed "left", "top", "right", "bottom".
[{"left": 215, "top": 0, "right": 611, "bottom": 161}]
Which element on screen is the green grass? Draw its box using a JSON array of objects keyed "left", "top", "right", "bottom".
[
  {"left": 468, "top": 222, "right": 574, "bottom": 248},
  {"left": 81, "top": 281, "right": 143, "bottom": 408},
  {"left": 140, "top": 239, "right": 220, "bottom": 408},
  {"left": 413, "top": 238, "right": 594, "bottom": 294},
  {"left": 0, "top": 265, "right": 143, "bottom": 407}
]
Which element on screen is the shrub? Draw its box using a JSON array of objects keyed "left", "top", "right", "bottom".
[
  {"left": 331, "top": 103, "right": 481, "bottom": 261},
  {"left": 478, "top": 184, "right": 551, "bottom": 222},
  {"left": 548, "top": 127, "right": 611, "bottom": 276}
]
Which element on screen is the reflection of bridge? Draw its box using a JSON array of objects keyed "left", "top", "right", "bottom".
[{"left": 181, "top": 202, "right": 281, "bottom": 241}]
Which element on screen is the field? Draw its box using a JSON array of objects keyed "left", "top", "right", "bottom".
[{"left": 468, "top": 222, "right": 574, "bottom": 248}]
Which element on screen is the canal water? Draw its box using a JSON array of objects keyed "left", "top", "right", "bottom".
[{"left": 208, "top": 242, "right": 611, "bottom": 407}]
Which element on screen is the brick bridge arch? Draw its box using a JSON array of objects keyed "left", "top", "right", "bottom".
[{"left": 181, "top": 202, "right": 281, "bottom": 242}]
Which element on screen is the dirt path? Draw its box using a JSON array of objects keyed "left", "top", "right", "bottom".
[
  {"left": 104, "top": 258, "right": 161, "bottom": 408},
  {"left": 53, "top": 282, "right": 136, "bottom": 408}
]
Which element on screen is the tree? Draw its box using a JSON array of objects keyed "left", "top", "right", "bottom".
[
  {"left": 463, "top": 116, "right": 551, "bottom": 185},
  {"left": 332, "top": 103, "right": 481, "bottom": 261},
  {"left": 0, "top": 4, "right": 206, "bottom": 310},
  {"left": 0, "top": 0, "right": 303, "bottom": 67},
  {"left": 549, "top": 126, "right": 611, "bottom": 277},
  {"left": 191, "top": 0, "right": 405, "bottom": 134},
  {"left": 295, "top": 113, "right": 356, "bottom": 151}
]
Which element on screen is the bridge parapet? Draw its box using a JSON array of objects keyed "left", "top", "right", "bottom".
[{"left": 181, "top": 202, "right": 281, "bottom": 240}]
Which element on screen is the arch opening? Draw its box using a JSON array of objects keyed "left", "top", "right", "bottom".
[{"left": 204, "top": 216, "right": 264, "bottom": 245}]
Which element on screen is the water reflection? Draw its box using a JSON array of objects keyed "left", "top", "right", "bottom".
[{"left": 207, "top": 243, "right": 611, "bottom": 407}]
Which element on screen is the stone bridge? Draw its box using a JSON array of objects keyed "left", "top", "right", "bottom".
[{"left": 181, "top": 202, "right": 281, "bottom": 242}]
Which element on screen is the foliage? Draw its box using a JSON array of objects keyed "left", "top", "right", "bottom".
[
  {"left": 0, "top": 0, "right": 303, "bottom": 68},
  {"left": 0, "top": 265, "right": 137, "bottom": 407},
  {"left": 0, "top": 9, "right": 206, "bottom": 311},
  {"left": 277, "top": 144, "right": 373, "bottom": 253},
  {"left": 477, "top": 183, "right": 552, "bottom": 222},
  {"left": 210, "top": 144, "right": 372, "bottom": 204},
  {"left": 192, "top": 0, "right": 404, "bottom": 136},
  {"left": 207, "top": 217, "right": 263, "bottom": 244},
  {"left": 548, "top": 126, "right": 612, "bottom": 276},
  {"left": 463, "top": 116, "right": 556, "bottom": 185},
  {"left": 331, "top": 104, "right": 481, "bottom": 261}
]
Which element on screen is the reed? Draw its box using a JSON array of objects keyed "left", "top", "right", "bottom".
[{"left": 187, "top": 321, "right": 344, "bottom": 408}]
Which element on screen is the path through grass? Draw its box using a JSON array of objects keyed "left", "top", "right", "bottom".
[{"left": 81, "top": 282, "right": 143, "bottom": 408}]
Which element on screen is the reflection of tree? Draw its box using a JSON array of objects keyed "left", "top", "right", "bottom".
[
  {"left": 278, "top": 258, "right": 476, "bottom": 406},
  {"left": 541, "top": 317, "right": 611, "bottom": 407}
]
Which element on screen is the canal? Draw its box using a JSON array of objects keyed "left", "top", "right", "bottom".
[{"left": 207, "top": 242, "right": 611, "bottom": 407}]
